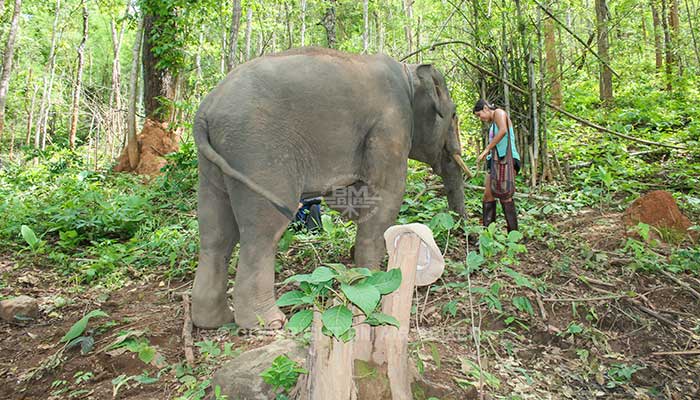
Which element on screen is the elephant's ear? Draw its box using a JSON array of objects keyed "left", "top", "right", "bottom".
[{"left": 416, "top": 64, "right": 445, "bottom": 119}]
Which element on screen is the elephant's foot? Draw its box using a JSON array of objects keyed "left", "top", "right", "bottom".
[
  {"left": 191, "top": 295, "right": 235, "bottom": 329},
  {"left": 233, "top": 299, "right": 286, "bottom": 330}
]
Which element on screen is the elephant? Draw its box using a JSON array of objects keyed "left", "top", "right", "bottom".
[{"left": 191, "top": 47, "right": 469, "bottom": 329}]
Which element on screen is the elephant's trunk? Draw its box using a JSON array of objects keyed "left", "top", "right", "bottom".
[{"left": 438, "top": 153, "right": 466, "bottom": 218}]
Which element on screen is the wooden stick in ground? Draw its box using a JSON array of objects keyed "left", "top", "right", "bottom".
[{"left": 181, "top": 293, "right": 195, "bottom": 367}]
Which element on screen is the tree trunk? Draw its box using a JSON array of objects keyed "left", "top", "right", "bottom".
[
  {"left": 37, "top": 0, "right": 60, "bottom": 150},
  {"left": 669, "top": 0, "right": 681, "bottom": 74},
  {"left": 0, "top": 0, "right": 21, "bottom": 147},
  {"left": 651, "top": 0, "right": 664, "bottom": 70},
  {"left": 322, "top": 0, "right": 337, "bottom": 48},
  {"left": 143, "top": 13, "right": 176, "bottom": 122},
  {"left": 660, "top": 0, "right": 673, "bottom": 90},
  {"left": 685, "top": 0, "right": 700, "bottom": 67},
  {"left": 109, "top": 14, "right": 127, "bottom": 152},
  {"left": 544, "top": 15, "right": 562, "bottom": 107},
  {"left": 300, "top": 0, "right": 307, "bottom": 46},
  {"left": 362, "top": 0, "right": 369, "bottom": 53},
  {"left": 68, "top": 0, "right": 87, "bottom": 150},
  {"left": 244, "top": 7, "right": 253, "bottom": 60},
  {"left": 227, "top": 0, "right": 242, "bottom": 71},
  {"left": 126, "top": 15, "right": 144, "bottom": 170},
  {"left": 25, "top": 69, "right": 37, "bottom": 146},
  {"left": 402, "top": 0, "right": 413, "bottom": 56},
  {"left": 595, "top": 0, "right": 613, "bottom": 104},
  {"left": 285, "top": 1, "right": 293, "bottom": 49}
]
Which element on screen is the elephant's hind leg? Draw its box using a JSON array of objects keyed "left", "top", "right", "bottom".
[
  {"left": 227, "top": 182, "right": 292, "bottom": 330},
  {"left": 192, "top": 161, "right": 238, "bottom": 329}
]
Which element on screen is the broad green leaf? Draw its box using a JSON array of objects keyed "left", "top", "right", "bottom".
[
  {"left": 321, "top": 306, "right": 352, "bottom": 338},
  {"left": 512, "top": 296, "right": 534, "bottom": 316},
  {"left": 62, "top": 310, "right": 109, "bottom": 343},
  {"left": 283, "top": 273, "right": 312, "bottom": 284},
  {"left": 286, "top": 309, "right": 313, "bottom": 335},
  {"left": 276, "top": 291, "right": 308, "bottom": 307},
  {"left": 502, "top": 267, "right": 535, "bottom": 290},
  {"left": 21, "top": 225, "right": 39, "bottom": 247},
  {"left": 325, "top": 263, "right": 348, "bottom": 274},
  {"left": 308, "top": 266, "right": 337, "bottom": 283},
  {"left": 138, "top": 346, "right": 156, "bottom": 364},
  {"left": 365, "top": 312, "right": 400, "bottom": 328},
  {"left": 365, "top": 269, "right": 402, "bottom": 295},
  {"left": 507, "top": 230, "right": 523, "bottom": 243},
  {"left": 466, "top": 251, "right": 485, "bottom": 270},
  {"left": 341, "top": 281, "right": 380, "bottom": 316}
]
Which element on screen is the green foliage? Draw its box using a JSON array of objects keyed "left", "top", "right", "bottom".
[
  {"left": 278, "top": 264, "right": 402, "bottom": 340},
  {"left": 606, "top": 363, "right": 644, "bottom": 388},
  {"left": 260, "top": 355, "right": 307, "bottom": 398},
  {"left": 0, "top": 147, "right": 200, "bottom": 284}
]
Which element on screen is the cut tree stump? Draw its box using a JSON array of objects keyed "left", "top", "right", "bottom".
[{"left": 299, "top": 223, "right": 445, "bottom": 400}]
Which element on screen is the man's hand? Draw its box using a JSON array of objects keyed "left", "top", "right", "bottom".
[{"left": 477, "top": 149, "right": 489, "bottom": 163}]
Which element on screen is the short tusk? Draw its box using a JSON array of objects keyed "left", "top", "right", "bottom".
[{"left": 452, "top": 153, "right": 472, "bottom": 178}]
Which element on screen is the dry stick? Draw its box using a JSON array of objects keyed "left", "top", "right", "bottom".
[
  {"left": 542, "top": 294, "right": 625, "bottom": 302},
  {"left": 584, "top": 283, "right": 698, "bottom": 337},
  {"left": 533, "top": 0, "right": 620, "bottom": 78},
  {"left": 535, "top": 291, "right": 548, "bottom": 321},
  {"left": 658, "top": 269, "right": 700, "bottom": 302},
  {"left": 181, "top": 293, "right": 196, "bottom": 367},
  {"left": 651, "top": 349, "right": 700, "bottom": 356}
]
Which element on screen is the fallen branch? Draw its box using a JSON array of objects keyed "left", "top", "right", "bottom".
[
  {"left": 658, "top": 269, "right": 700, "bottom": 302},
  {"left": 181, "top": 293, "right": 196, "bottom": 367},
  {"left": 542, "top": 294, "right": 625, "bottom": 302},
  {"left": 535, "top": 291, "right": 548, "bottom": 321},
  {"left": 651, "top": 349, "right": 700, "bottom": 357}
]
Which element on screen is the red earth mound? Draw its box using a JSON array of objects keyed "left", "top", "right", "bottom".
[
  {"left": 622, "top": 190, "right": 695, "bottom": 241},
  {"left": 114, "top": 118, "right": 180, "bottom": 176}
]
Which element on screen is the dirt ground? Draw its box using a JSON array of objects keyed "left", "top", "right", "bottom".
[{"left": 1, "top": 209, "right": 699, "bottom": 399}]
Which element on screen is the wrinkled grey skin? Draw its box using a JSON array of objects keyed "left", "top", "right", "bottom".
[{"left": 191, "top": 48, "right": 465, "bottom": 329}]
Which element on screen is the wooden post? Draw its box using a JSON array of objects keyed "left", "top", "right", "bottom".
[{"left": 300, "top": 224, "right": 444, "bottom": 400}]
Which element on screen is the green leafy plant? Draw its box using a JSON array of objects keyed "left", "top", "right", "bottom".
[
  {"left": 20, "top": 225, "right": 45, "bottom": 253},
  {"left": 606, "top": 363, "right": 644, "bottom": 388},
  {"left": 61, "top": 309, "right": 109, "bottom": 355},
  {"left": 278, "top": 264, "right": 402, "bottom": 341},
  {"left": 260, "top": 355, "right": 308, "bottom": 399}
]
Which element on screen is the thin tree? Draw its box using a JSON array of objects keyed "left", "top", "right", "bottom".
[
  {"left": 321, "top": 0, "right": 337, "bottom": 48},
  {"left": 0, "top": 0, "right": 22, "bottom": 147},
  {"left": 544, "top": 14, "right": 562, "bottom": 107},
  {"left": 684, "top": 0, "right": 700, "bottom": 66},
  {"left": 227, "top": 0, "right": 242, "bottom": 71},
  {"left": 244, "top": 7, "right": 253, "bottom": 60},
  {"left": 363, "top": 0, "right": 369, "bottom": 53},
  {"left": 126, "top": 14, "right": 144, "bottom": 170},
  {"left": 68, "top": 0, "right": 88, "bottom": 150},
  {"left": 660, "top": 0, "right": 673, "bottom": 90},
  {"left": 650, "top": 0, "right": 663, "bottom": 70},
  {"left": 595, "top": 0, "right": 613, "bottom": 104},
  {"left": 300, "top": 0, "right": 307, "bottom": 46},
  {"left": 36, "top": 0, "right": 61, "bottom": 150},
  {"left": 669, "top": 0, "right": 681, "bottom": 73},
  {"left": 402, "top": 0, "right": 413, "bottom": 55}
]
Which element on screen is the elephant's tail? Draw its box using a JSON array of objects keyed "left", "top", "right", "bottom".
[{"left": 193, "top": 114, "right": 295, "bottom": 220}]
